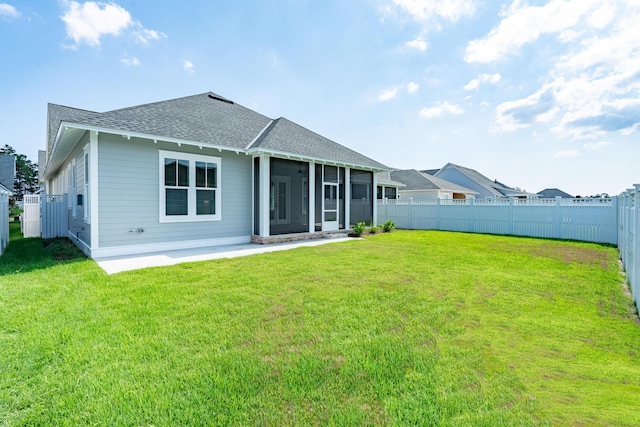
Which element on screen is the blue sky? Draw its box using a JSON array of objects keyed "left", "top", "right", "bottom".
[{"left": 1, "top": 0, "right": 638, "bottom": 196}]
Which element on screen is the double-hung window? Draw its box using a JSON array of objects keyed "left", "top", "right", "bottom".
[{"left": 159, "top": 150, "right": 221, "bottom": 222}]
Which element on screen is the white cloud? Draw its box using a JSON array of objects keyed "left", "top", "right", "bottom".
[
  {"left": 419, "top": 101, "right": 464, "bottom": 119},
  {"left": 464, "top": 73, "right": 501, "bottom": 90},
  {"left": 134, "top": 28, "right": 166, "bottom": 45},
  {"left": 487, "top": 1, "right": 640, "bottom": 140},
  {"left": 583, "top": 141, "right": 611, "bottom": 150},
  {"left": 0, "top": 3, "right": 19, "bottom": 18},
  {"left": 121, "top": 56, "right": 140, "bottom": 66},
  {"left": 465, "top": 0, "right": 600, "bottom": 63},
  {"left": 393, "top": 0, "right": 476, "bottom": 22},
  {"left": 555, "top": 149, "right": 580, "bottom": 158},
  {"left": 183, "top": 60, "right": 194, "bottom": 74},
  {"left": 379, "top": 88, "right": 398, "bottom": 102},
  {"left": 406, "top": 35, "right": 428, "bottom": 51},
  {"left": 61, "top": 1, "right": 132, "bottom": 46},
  {"left": 406, "top": 82, "right": 420, "bottom": 93},
  {"left": 61, "top": 1, "right": 165, "bottom": 47}
]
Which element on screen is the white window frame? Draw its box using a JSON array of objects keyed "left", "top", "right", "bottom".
[{"left": 159, "top": 150, "right": 222, "bottom": 223}]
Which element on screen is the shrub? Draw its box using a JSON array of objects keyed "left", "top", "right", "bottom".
[
  {"left": 369, "top": 226, "right": 380, "bottom": 234},
  {"left": 352, "top": 221, "right": 367, "bottom": 236},
  {"left": 382, "top": 220, "right": 396, "bottom": 232}
]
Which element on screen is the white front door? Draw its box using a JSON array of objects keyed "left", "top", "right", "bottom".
[
  {"left": 322, "top": 183, "right": 339, "bottom": 231},
  {"left": 270, "top": 176, "right": 290, "bottom": 225}
]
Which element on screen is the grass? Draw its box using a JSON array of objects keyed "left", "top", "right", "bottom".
[{"left": 1, "top": 222, "right": 639, "bottom": 426}]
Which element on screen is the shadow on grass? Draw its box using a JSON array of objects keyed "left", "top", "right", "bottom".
[{"left": 0, "top": 222, "right": 86, "bottom": 276}]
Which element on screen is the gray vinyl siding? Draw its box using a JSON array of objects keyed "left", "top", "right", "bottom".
[
  {"left": 97, "top": 134, "right": 252, "bottom": 248},
  {"left": 47, "top": 133, "right": 91, "bottom": 248}
]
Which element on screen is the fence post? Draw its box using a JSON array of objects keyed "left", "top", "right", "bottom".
[
  {"left": 507, "top": 197, "right": 514, "bottom": 235},
  {"left": 553, "top": 196, "right": 561, "bottom": 239},
  {"left": 409, "top": 198, "right": 413, "bottom": 230},
  {"left": 436, "top": 198, "right": 441, "bottom": 231},
  {"left": 633, "top": 185, "right": 640, "bottom": 306}
]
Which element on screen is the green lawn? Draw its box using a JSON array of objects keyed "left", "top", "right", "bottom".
[{"left": 1, "top": 222, "right": 639, "bottom": 426}]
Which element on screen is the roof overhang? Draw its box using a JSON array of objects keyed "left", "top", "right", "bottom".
[
  {"left": 44, "top": 122, "right": 390, "bottom": 180},
  {"left": 247, "top": 148, "right": 390, "bottom": 173},
  {"left": 43, "top": 122, "right": 252, "bottom": 180}
]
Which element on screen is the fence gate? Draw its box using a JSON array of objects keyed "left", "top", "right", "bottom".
[{"left": 22, "top": 194, "right": 41, "bottom": 238}]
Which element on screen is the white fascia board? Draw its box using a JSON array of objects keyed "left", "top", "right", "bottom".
[
  {"left": 248, "top": 148, "right": 388, "bottom": 172},
  {"left": 58, "top": 121, "right": 245, "bottom": 154}
]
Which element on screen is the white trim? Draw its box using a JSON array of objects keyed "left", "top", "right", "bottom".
[
  {"left": 247, "top": 148, "right": 387, "bottom": 172},
  {"left": 59, "top": 122, "right": 241, "bottom": 156},
  {"left": 158, "top": 150, "right": 222, "bottom": 223},
  {"left": 259, "top": 155, "right": 270, "bottom": 237},
  {"left": 83, "top": 144, "right": 90, "bottom": 224},
  {"left": 308, "top": 161, "right": 315, "bottom": 233},
  {"left": 89, "top": 131, "right": 99, "bottom": 248},
  {"left": 372, "top": 169, "right": 377, "bottom": 226},
  {"left": 345, "top": 167, "right": 351, "bottom": 226},
  {"left": 91, "top": 235, "right": 251, "bottom": 259}
]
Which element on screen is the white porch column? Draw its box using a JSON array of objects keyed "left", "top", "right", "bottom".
[
  {"left": 89, "top": 131, "right": 99, "bottom": 250},
  {"left": 308, "top": 161, "right": 315, "bottom": 233},
  {"left": 372, "top": 170, "right": 377, "bottom": 226},
  {"left": 259, "top": 154, "right": 270, "bottom": 238},
  {"left": 344, "top": 168, "right": 350, "bottom": 228}
]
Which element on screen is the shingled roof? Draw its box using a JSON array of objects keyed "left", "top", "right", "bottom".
[
  {"left": 391, "top": 169, "right": 476, "bottom": 193},
  {"left": 46, "top": 92, "right": 388, "bottom": 177},
  {"left": 249, "top": 118, "right": 387, "bottom": 169}
]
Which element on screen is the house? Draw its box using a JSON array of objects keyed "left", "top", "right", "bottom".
[
  {"left": 42, "top": 92, "right": 389, "bottom": 258},
  {"left": 390, "top": 169, "right": 477, "bottom": 200},
  {"left": 429, "top": 163, "right": 536, "bottom": 199},
  {"left": 376, "top": 171, "right": 405, "bottom": 200},
  {"left": 0, "top": 155, "right": 15, "bottom": 255},
  {"left": 537, "top": 188, "right": 573, "bottom": 198}
]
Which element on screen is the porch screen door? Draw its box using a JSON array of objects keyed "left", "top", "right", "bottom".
[
  {"left": 322, "top": 165, "right": 339, "bottom": 231},
  {"left": 270, "top": 176, "right": 290, "bottom": 225}
]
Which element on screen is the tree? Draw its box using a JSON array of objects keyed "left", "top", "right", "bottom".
[{"left": 0, "top": 144, "right": 39, "bottom": 199}]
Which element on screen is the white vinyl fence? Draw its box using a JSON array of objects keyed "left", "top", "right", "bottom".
[
  {"left": 20, "top": 193, "right": 68, "bottom": 239},
  {"left": 618, "top": 185, "right": 640, "bottom": 308},
  {"left": 21, "top": 194, "right": 41, "bottom": 238},
  {"left": 378, "top": 197, "right": 618, "bottom": 245}
]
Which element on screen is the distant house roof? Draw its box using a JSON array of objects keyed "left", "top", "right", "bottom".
[
  {"left": 434, "top": 162, "right": 534, "bottom": 198},
  {"left": 45, "top": 92, "right": 388, "bottom": 179},
  {"left": 537, "top": 188, "right": 574, "bottom": 198},
  {"left": 420, "top": 169, "right": 440, "bottom": 176},
  {"left": 0, "top": 155, "right": 15, "bottom": 193},
  {"left": 376, "top": 171, "right": 405, "bottom": 188},
  {"left": 390, "top": 169, "right": 477, "bottom": 194}
]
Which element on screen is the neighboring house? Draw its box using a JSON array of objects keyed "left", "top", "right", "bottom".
[
  {"left": 0, "top": 155, "right": 15, "bottom": 194},
  {"left": 0, "top": 155, "right": 15, "bottom": 255},
  {"left": 390, "top": 169, "right": 477, "bottom": 200},
  {"left": 537, "top": 188, "right": 574, "bottom": 198},
  {"left": 42, "top": 92, "right": 389, "bottom": 258},
  {"left": 431, "top": 163, "right": 536, "bottom": 199},
  {"left": 376, "top": 171, "right": 405, "bottom": 200}
]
